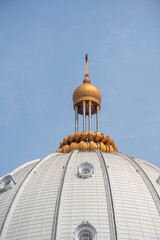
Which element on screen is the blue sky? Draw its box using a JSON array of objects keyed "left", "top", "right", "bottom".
[{"left": 0, "top": 0, "right": 160, "bottom": 176}]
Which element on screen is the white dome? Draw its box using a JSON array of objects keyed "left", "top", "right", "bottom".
[{"left": 0, "top": 150, "right": 160, "bottom": 240}]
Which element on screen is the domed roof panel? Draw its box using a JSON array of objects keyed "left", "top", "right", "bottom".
[
  {"left": 133, "top": 157, "right": 160, "bottom": 196},
  {"left": 2, "top": 153, "right": 68, "bottom": 240},
  {"left": 102, "top": 152, "right": 160, "bottom": 239},
  {"left": 56, "top": 151, "right": 111, "bottom": 240},
  {"left": 0, "top": 159, "right": 40, "bottom": 235}
]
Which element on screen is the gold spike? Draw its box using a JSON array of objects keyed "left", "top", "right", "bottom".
[{"left": 85, "top": 53, "right": 88, "bottom": 77}]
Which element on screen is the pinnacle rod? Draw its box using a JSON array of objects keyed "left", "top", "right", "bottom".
[
  {"left": 83, "top": 101, "right": 86, "bottom": 132},
  {"left": 85, "top": 53, "right": 88, "bottom": 76},
  {"left": 89, "top": 101, "right": 92, "bottom": 131}
]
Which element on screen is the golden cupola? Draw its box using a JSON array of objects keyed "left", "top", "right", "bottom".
[
  {"left": 56, "top": 54, "right": 119, "bottom": 153},
  {"left": 73, "top": 54, "right": 101, "bottom": 115}
]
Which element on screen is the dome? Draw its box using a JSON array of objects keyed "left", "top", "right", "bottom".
[
  {"left": 0, "top": 151, "right": 160, "bottom": 239},
  {"left": 73, "top": 81, "right": 101, "bottom": 114},
  {"left": 1, "top": 54, "right": 160, "bottom": 240}
]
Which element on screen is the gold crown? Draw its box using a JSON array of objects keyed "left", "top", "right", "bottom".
[{"left": 56, "top": 131, "right": 119, "bottom": 153}]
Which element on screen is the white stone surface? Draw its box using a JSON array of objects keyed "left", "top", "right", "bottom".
[{"left": 0, "top": 151, "right": 159, "bottom": 240}]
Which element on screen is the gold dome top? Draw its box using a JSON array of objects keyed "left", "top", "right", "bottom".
[
  {"left": 73, "top": 81, "right": 101, "bottom": 114},
  {"left": 73, "top": 54, "right": 102, "bottom": 115}
]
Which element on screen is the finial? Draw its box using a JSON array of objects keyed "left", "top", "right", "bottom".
[
  {"left": 85, "top": 53, "right": 88, "bottom": 77},
  {"left": 84, "top": 53, "right": 90, "bottom": 83}
]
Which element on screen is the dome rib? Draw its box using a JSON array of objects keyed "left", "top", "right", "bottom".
[
  {"left": 51, "top": 151, "right": 74, "bottom": 240},
  {"left": 55, "top": 150, "right": 112, "bottom": 239},
  {"left": 95, "top": 150, "right": 118, "bottom": 240},
  {"left": 116, "top": 153, "right": 160, "bottom": 215}
]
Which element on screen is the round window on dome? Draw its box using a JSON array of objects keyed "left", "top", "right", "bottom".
[
  {"left": 0, "top": 175, "right": 15, "bottom": 192},
  {"left": 75, "top": 222, "right": 97, "bottom": 240},
  {"left": 78, "top": 162, "right": 94, "bottom": 178}
]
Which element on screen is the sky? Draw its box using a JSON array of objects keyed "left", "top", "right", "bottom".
[{"left": 0, "top": 0, "right": 160, "bottom": 177}]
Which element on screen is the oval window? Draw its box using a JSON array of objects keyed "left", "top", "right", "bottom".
[
  {"left": 0, "top": 175, "right": 15, "bottom": 192},
  {"left": 75, "top": 221, "right": 97, "bottom": 240}
]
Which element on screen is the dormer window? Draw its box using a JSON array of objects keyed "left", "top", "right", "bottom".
[
  {"left": 0, "top": 175, "right": 15, "bottom": 192},
  {"left": 75, "top": 221, "right": 97, "bottom": 240}
]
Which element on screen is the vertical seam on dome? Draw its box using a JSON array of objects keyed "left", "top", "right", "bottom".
[
  {"left": 95, "top": 150, "right": 117, "bottom": 240},
  {"left": 51, "top": 151, "right": 74, "bottom": 240},
  {"left": 117, "top": 153, "right": 160, "bottom": 216},
  {"left": 0, "top": 153, "right": 58, "bottom": 240}
]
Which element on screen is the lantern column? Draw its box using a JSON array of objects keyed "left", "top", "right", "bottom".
[
  {"left": 89, "top": 100, "right": 92, "bottom": 131},
  {"left": 83, "top": 101, "right": 86, "bottom": 131},
  {"left": 75, "top": 106, "right": 78, "bottom": 132},
  {"left": 96, "top": 105, "right": 100, "bottom": 132}
]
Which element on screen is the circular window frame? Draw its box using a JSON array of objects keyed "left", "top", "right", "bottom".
[
  {"left": 0, "top": 175, "right": 15, "bottom": 192},
  {"left": 75, "top": 221, "right": 97, "bottom": 240},
  {"left": 78, "top": 162, "right": 94, "bottom": 178}
]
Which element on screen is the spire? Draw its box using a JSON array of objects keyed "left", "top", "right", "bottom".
[
  {"left": 85, "top": 53, "right": 88, "bottom": 77},
  {"left": 56, "top": 54, "right": 119, "bottom": 153},
  {"left": 83, "top": 53, "right": 91, "bottom": 84},
  {"left": 73, "top": 54, "right": 101, "bottom": 115}
]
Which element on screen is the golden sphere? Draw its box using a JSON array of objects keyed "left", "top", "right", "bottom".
[
  {"left": 69, "top": 142, "right": 77, "bottom": 152},
  {"left": 61, "top": 146, "right": 65, "bottom": 153},
  {"left": 64, "top": 145, "right": 70, "bottom": 153},
  {"left": 73, "top": 82, "right": 101, "bottom": 114},
  {"left": 60, "top": 140, "right": 63, "bottom": 148},
  {"left": 88, "top": 131, "right": 94, "bottom": 141},
  {"left": 110, "top": 139, "right": 116, "bottom": 149},
  {"left": 62, "top": 145, "right": 69, "bottom": 153},
  {"left": 99, "top": 142, "right": 106, "bottom": 152},
  {"left": 100, "top": 134, "right": 107, "bottom": 143},
  {"left": 105, "top": 144, "right": 110, "bottom": 152},
  {"left": 74, "top": 132, "right": 81, "bottom": 142},
  {"left": 94, "top": 132, "right": 101, "bottom": 142},
  {"left": 89, "top": 141, "right": 97, "bottom": 151},
  {"left": 96, "top": 142, "right": 101, "bottom": 150},
  {"left": 81, "top": 131, "right": 88, "bottom": 141},
  {"left": 109, "top": 145, "right": 114, "bottom": 153},
  {"left": 63, "top": 137, "right": 68, "bottom": 145},
  {"left": 105, "top": 136, "right": 111, "bottom": 145},
  {"left": 68, "top": 134, "right": 74, "bottom": 143},
  {"left": 79, "top": 141, "right": 88, "bottom": 151}
]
